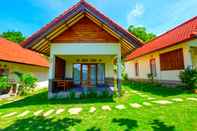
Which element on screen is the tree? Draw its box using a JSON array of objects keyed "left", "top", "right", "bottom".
[
  {"left": 128, "top": 25, "right": 156, "bottom": 42},
  {"left": 0, "top": 31, "right": 26, "bottom": 43}
]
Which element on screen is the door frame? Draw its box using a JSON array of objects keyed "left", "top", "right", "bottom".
[{"left": 81, "top": 64, "right": 97, "bottom": 87}]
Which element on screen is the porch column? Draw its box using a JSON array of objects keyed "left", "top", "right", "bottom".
[
  {"left": 117, "top": 53, "right": 122, "bottom": 96},
  {"left": 48, "top": 55, "right": 55, "bottom": 98}
]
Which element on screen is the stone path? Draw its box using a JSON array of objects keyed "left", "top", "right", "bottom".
[
  {"left": 17, "top": 111, "right": 30, "bottom": 117},
  {"left": 102, "top": 105, "right": 111, "bottom": 111},
  {"left": 152, "top": 100, "right": 173, "bottom": 105},
  {"left": 56, "top": 109, "right": 65, "bottom": 114},
  {"left": 2, "top": 112, "right": 17, "bottom": 118},
  {"left": 43, "top": 109, "right": 54, "bottom": 117},
  {"left": 130, "top": 103, "right": 142, "bottom": 108},
  {"left": 172, "top": 98, "right": 183, "bottom": 102},
  {"left": 89, "top": 107, "right": 96, "bottom": 113},
  {"left": 187, "top": 98, "right": 197, "bottom": 101},
  {"left": 115, "top": 105, "right": 125, "bottom": 110},
  {"left": 68, "top": 108, "right": 82, "bottom": 115},
  {"left": 147, "top": 97, "right": 156, "bottom": 100},
  {"left": 34, "top": 110, "right": 43, "bottom": 116},
  {"left": 143, "top": 102, "right": 152, "bottom": 106}
]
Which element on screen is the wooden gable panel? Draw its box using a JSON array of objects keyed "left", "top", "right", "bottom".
[{"left": 51, "top": 17, "right": 119, "bottom": 43}]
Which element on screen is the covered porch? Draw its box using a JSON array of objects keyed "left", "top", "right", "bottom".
[
  {"left": 48, "top": 43, "right": 122, "bottom": 99},
  {"left": 50, "top": 55, "right": 116, "bottom": 94}
]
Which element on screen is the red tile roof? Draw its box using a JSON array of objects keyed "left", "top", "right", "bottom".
[
  {"left": 126, "top": 16, "right": 197, "bottom": 61},
  {"left": 0, "top": 37, "right": 49, "bottom": 67}
]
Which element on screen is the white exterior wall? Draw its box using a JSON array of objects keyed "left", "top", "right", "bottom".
[
  {"left": 49, "top": 43, "right": 121, "bottom": 79},
  {"left": 0, "top": 61, "right": 49, "bottom": 88},
  {"left": 125, "top": 39, "right": 197, "bottom": 81}
]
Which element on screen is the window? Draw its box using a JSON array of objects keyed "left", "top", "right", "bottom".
[
  {"left": 134, "top": 63, "right": 139, "bottom": 76},
  {"left": 150, "top": 58, "right": 157, "bottom": 77},
  {"left": 160, "top": 48, "right": 184, "bottom": 71}
]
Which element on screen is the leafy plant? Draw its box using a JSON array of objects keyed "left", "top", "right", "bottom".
[
  {"left": 147, "top": 73, "right": 154, "bottom": 83},
  {"left": 0, "top": 76, "right": 10, "bottom": 89},
  {"left": 13, "top": 72, "right": 38, "bottom": 95},
  {"left": 68, "top": 91, "right": 76, "bottom": 99},
  {"left": 179, "top": 67, "right": 197, "bottom": 89}
]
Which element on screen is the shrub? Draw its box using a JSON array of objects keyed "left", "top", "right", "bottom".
[
  {"left": 68, "top": 91, "right": 76, "bottom": 99},
  {"left": 179, "top": 67, "right": 197, "bottom": 89},
  {"left": 13, "top": 72, "right": 38, "bottom": 95},
  {"left": 147, "top": 73, "right": 154, "bottom": 83},
  {"left": 0, "top": 76, "right": 10, "bottom": 89}
]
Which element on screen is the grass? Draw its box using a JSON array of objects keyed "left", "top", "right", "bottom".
[{"left": 0, "top": 82, "right": 197, "bottom": 131}]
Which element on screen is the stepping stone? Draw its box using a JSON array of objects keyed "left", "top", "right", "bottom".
[
  {"left": 115, "top": 105, "right": 125, "bottom": 110},
  {"left": 34, "top": 110, "right": 43, "bottom": 116},
  {"left": 187, "top": 98, "right": 197, "bottom": 101},
  {"left": 148, "top": 97, "right": 156, "bottom": 100},
  {"left": 2, "top": 112, "right": 17, "bottom": 118},
  {"left": 136, "top": 92, "right": 143, "bottom": 95},
  {"left": 131, "top": 91, "right": 138, "bottom": 93},
  {"left": 102, "top": 105, "right": 111, "bottom": 111},
  {"left": 152, "top": 100, "right": 173, "bottom": 105},
  {"left": 68, "top": 108, "right": 82, "bottom": 115},
  {"left": 56, "top": 109, "right": 65, "bottom": 114},
  {"left": 17, "top": 111, "right": 30, "bottom": 117},
  {"left": 143, "top": 102, "right": 152, "bottom": 106},
  {"left": 140, "top": 95, "right": 149, "bottom": 98},
  {"left": 130, "top": 103, "right": 142, "bottom": 108},
  {"left": 89, "top": 107, "right": 96, "bottom": 113},
  {"left": 43, "top": 109, "right": 54, "bottom": 117},
  {"left": 172, "top": 98, "right": 183, "bottom": 102}
]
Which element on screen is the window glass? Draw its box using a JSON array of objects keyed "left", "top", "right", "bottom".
[
  {"left": 97, "top": 64, "right": 105, "bottom": 84},
  {"left": 73, "top": 64, "right": 81, "bottom": 84}
]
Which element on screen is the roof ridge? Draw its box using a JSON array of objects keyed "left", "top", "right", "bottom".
[{"left": 144, "top": 16, "right": 197, "bottom": 44}]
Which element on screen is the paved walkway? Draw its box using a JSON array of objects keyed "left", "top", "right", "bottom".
[{"left": 1, "top": 90, "right": 196, "bottom": 119}]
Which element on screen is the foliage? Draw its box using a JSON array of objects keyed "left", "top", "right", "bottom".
[
  {"left": 179, "top": 67, "right": 197, "bottom": 89},
  {"left": 0, "top": 31, "right": 26, "bottom": 43},
  {"left": 13, "top": 72, "right": 38, "bottom": 95},
  {"left": 0, "top": 76, "right": 10, "bottom": 89},
  {"left": 128, "top": 25, "right": 156, "bottom": 42},
  {"left": 147, "top": 73, "right": 154, "bottom": 83},
  {"left": 68, "top": 91, "right": 76, "bottom": 99},
  {"left": 114, "top": 59, "right": 128, "bottom": 80}
]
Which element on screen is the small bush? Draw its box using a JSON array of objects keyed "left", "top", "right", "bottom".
[
  {"left": 179, "top": 67, "right": 197, "bottom": 89},
  {"left": 0, "top": 76, "right": 10, "bottom": 89},
  {"left": 13, "top": 72, "right": 38, "bottom": 95},
  {"left": 68, "top": 91, "right": 76, "bottom": 99}
]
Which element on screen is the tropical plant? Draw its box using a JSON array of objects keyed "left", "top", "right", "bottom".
[
  {"left": 13, "top": 72, "right": 38, "bottom": 95},
  {"left": 179, "top": 67, "right": 197, "bottom": 89},
  {"left": 0, "top": 76, "right": 10, "bottom": 89},
  {"left": 147, "top": 73, "right": 154, "bottom": 83}
]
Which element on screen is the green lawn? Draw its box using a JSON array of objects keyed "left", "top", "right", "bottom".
[{"left": 0, "top": 82, "right": 197, "bottom": 131}]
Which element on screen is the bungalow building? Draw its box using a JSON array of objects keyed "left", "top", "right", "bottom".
[
  {"left": 125, "top": 16, "right": 197, "bottom": 84},
  {"left": 0, "top": 37, "right": 49, "bottom": 88},
  {"left": 21, "top": 0, "right": 142, "bottom": 98}
]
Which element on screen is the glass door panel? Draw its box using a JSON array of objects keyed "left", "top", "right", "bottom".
[
  {"left": 97, "top": 64, "right": 105, "bottom": 85},
  {"left": 89, "top": 64, "right": 97, "bottom": 86},
  {"left": 82, "top": 64, "right": 88, "bottom": 86},
  {"left": 73, "top": 64, "right": 81, "bottom": 85}
]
